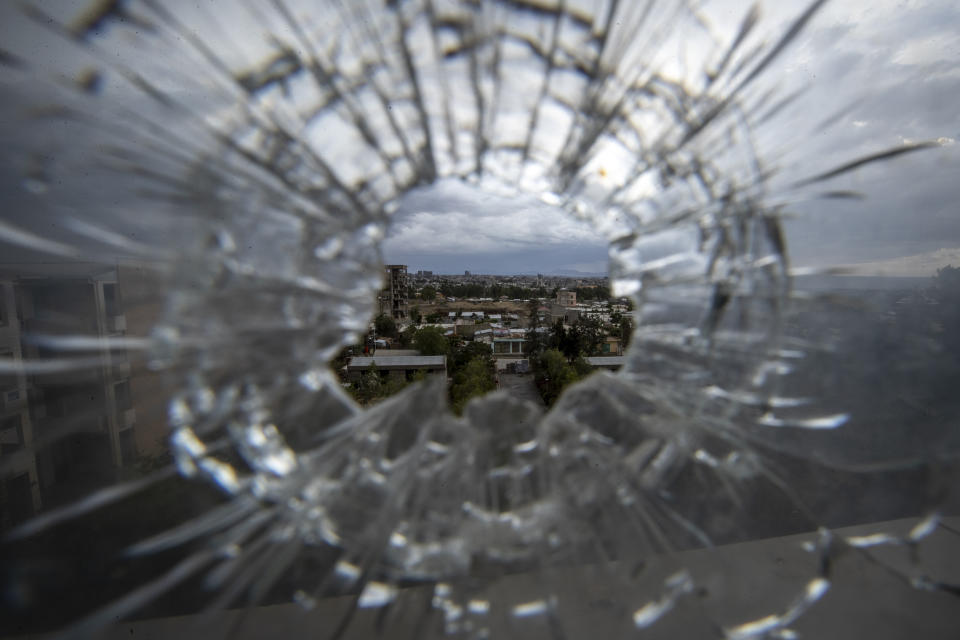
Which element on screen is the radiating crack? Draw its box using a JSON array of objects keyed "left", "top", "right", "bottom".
[{"left": 1, "top": 1, "right": 959, "bottom": 638}]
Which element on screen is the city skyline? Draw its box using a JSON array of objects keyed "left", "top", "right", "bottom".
[{"left": 382, "top": 179, "right": 608, "bottom": 276}]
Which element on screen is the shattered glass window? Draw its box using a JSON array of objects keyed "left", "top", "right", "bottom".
[{"left": 1, "top": 0, "right": 959, "bottom": 638}]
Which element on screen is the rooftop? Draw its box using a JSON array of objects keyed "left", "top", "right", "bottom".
[
  {"left": 585, "top": 356, "right": 625, "bottom": 366},
  {"left": 348, "top": 355, "right": 446, "bottom": 369},
  {"left": 347, "top": 356, "right": 447, "bottom": 369}
]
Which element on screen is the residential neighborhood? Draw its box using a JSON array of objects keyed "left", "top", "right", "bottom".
[{"left": 339, "top": 264, "right": 633, "bottom": 411}]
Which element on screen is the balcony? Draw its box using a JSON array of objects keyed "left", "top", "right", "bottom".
[{"left": 2, "top": 387, "right": 25, "bottom": 413}]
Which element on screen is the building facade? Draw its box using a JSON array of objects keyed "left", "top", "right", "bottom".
[
  {"left": 380, "top": 264, "right": 409, "bottom": 320},
  {"left": 556, "top": 288, "right": 577, "bottom": 307},
  {"left": 0, "top": 264, "right": 139, "bottom": 528},
  {"left": 0, "top": 280, "right": 41, "bottom": 528},
  {"left": 492, "top": 337, "right": 526, "bottom": 355},
  {"left": 346, "top": 355, "right": 446, "bottom": 381}
]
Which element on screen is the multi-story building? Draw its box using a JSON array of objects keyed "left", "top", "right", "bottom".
[
  {"left": 380, "top": 264, "right": 408, "bottom": 321},
  {"left": 0, "top": 279, "right": 41, "bottom": 528},
  {"left": 556, "top": 288, "right": 577, "bottom": 307},
  {"left": 0, "top": 263, "right": 139, "bottom": 526}
]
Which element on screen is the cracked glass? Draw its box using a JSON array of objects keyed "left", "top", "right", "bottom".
[{"left": 1, "top": 1, "right": 959, "bottom": 638}]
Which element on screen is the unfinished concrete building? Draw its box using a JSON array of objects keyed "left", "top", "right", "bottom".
[
  {"left": 0, "top": 263, "right": 138, "bottom": 529},
  {"left": 380, "top": 264, "right": 408, "bottom": 321},
  {"left": 556, "top": 288, "right": 577, "bottom": 307}
]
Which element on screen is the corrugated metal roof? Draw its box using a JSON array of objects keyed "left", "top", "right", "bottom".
[
  {"left": 348, "top": 355, "right": 446, "bottom": 368},
  {"left": 585, "top": 356, "right": 625, "bottom": 366}
]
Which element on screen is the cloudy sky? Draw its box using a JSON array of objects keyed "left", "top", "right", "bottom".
[
  {"left": 773, "top": 0, "right": 960, "bottom": 272},
  {"left": 382, "top": 180, "right": 607, "bottom": 275},
  {"left": 382, "top": 0, "right": 960, "bottom": 277},
  {"left": 1, "top": 0, "right": 958, "bottom": 280}
]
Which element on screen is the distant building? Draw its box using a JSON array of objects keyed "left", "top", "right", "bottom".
[
  {"left": 455, "top": 322, "right": 489, "bottom": 338},
  {"left": 464, "top": 270, "right": 471, "bottom": 276},
  {"left": 602, "top": 336, "right": 623, "bottom": 356},
  {"left": 380, "top": 264, "right": 408, "bottom": 320},
  {"left": 346, "top": 355, "right": 446, "bottom": 381},
  {"left": 556, "top": 288, "right": 576, "bottom": 306},
  {"left": 492, "top": 337, "right": 526, "bottom": 356},
  {"left": 548, "top": 302, "right": 580, "bottom": 324}
]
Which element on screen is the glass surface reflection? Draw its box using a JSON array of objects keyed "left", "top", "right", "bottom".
[{"left": 1, "top": 1, "right": 959, "bottom": 638}]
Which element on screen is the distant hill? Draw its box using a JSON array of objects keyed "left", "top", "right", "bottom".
[
  {"left": 548, "top": 268, "right": 607, "bottom": 277},
  {"left": 837, "top": 247, "right": 960, "bottom": 278},
  {"left": 794, "top": 274, "right": 930, "bottom": 292}
]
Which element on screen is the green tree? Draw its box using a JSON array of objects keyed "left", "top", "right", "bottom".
[
  {"left": 410, "top": 306, "right": 422, "bottom": 325},
  {"left": 549, "top": 318, "right": 566, "bottom": 352},
  {"left": 571, "top": 316, "right": 604, "bottom": 356},
  {"left": 399, "top": 324, "right": 417, "bottom": 348},
  {"left": 620, "top": 317, "right": 633, "bottom": 349},
  {"left": 413, "top": 326, "right": 450, "bottom": 356},
  {"left": 355, "top": 363, "right": 383, "bottom": 404},
  {"left": 383, "top": 373, "right": 408, "bottom": 397},
  {"left": 525, "top": 300, "right": 544, "bottom": 360},
  {"left": 535, "top": 348, "right": 580, "bottom": 406},
  {"left": 420, "top": 285, "right": 437, "bottom": 301},
  {"left": 572, "top": 356, "right": 593, "bottom": 378},
  {"left": 450, "top": 356, "right": 496, "bottom": 414},
  {"left": 351, "top": 363, "right": 413, "bottom": 405},
  {"left": 374, "top": 313, "right": 398, "bottom": 339},
  {"left": 453, "top": 340, "right": 494, "bottom": 372}
]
